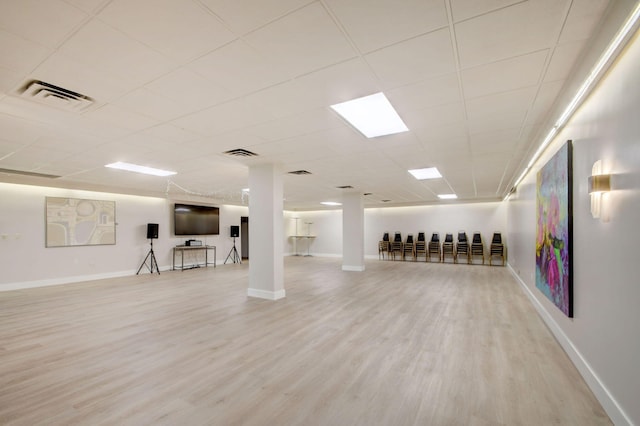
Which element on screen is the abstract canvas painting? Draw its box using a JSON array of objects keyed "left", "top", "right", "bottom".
[{"left": 536, "top": 141, "right": 573, "bottom": 317}]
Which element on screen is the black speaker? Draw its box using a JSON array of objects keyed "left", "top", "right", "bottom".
[
  {"left": 146, "top": 223, "right": 159, "bottom": 239},
  {"left": 230, "top": 225, "right": 239, "bottom": 238}
]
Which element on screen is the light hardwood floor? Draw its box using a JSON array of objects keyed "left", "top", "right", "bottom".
[{"left": 0, "top": 257, "right": 610, "bottom": 425}]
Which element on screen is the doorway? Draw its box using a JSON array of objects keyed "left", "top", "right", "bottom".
[{"left": 240, "top": 216, "right": 249, "bottom": 260}]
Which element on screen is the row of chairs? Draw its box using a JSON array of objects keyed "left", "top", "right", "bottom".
[{"left": 378, "top": 232, "right": 506, "bottom": 265}]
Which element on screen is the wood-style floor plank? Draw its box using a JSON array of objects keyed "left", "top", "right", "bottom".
[{"left": 0, "top": 257, "right": 610, "bottom": 425}]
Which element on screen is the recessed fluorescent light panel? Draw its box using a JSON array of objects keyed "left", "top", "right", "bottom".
[
  {"left": 408, "top": 167, "right": 442, "bottom": 180},
  {"left": 105, "top": 162, "right": 176, "bottom": 177},
  {"left": 438, "top": 194, "right": 457, "bottom": 200},
  {"left": 321, "top": 201, "right": 342, "bottom": 206},
  {"left": 330, "top": 92, "right": 408, "bottom": 138}
]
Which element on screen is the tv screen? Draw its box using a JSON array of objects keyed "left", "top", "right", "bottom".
[{"left": 174, "top": 203, "right": 220, "bottom": 235}]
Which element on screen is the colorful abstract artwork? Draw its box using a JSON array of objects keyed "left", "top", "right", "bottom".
[{"left": 536, "top": 141, "right": 573, "bottom": 317}]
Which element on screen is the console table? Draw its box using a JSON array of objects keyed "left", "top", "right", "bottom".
[
  {"left": 290, "top": 235, "right": 316, "bottom": 256},
  {"left": 172, "top": 245, "right": 216, "bottom": 271}
]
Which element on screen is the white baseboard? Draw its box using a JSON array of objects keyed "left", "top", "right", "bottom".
[
  {"left": 0, "top": 265, "right": 170, "bottom": 292},
  {"left": 507, "top": 264, "right": 630, "bottom": 426},
  {"left": 247, "top": 288, "right": 286, "bottom": 300},
  {"left": 342, "top": 265, "right": 365, "bottom": 271}
]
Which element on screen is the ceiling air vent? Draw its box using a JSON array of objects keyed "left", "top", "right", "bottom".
[
  {"left": 19, "top": 80, "right": 94, "bottom": 111},
  {"left": 0, "top": 168, "right": 60, "bottom": 179},
  {"left": 224, "top": 148, "right": 259, "bottom": 157},
  {"left": 288, "top": 170, "right": 311, "bottom": 175},
  {"left": 364, "top": 193, "right": 372, "bottom": 196},
  {"left": 381, "top": 199, "right": 391, "bottom": 203},
  {"left": 336, "top": 185, "right": 353, "bottom": 189}
]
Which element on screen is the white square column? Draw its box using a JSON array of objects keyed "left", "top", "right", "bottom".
[
  {"left": 342, "top": 191, "right": 365, "bottom": 271},
  {"left": 248, "top": 163, "right": 285, "bottom": 300}
]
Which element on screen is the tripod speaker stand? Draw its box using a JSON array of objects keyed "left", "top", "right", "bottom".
[
  {"left": 137, "top": 224, "right": 160, "bottom": 275},
  {"left": 224, "top": 237, "right": 242, "bottom": 264},
  {"left": 137, "top": 239, "right": 160, "bottom": 274}
]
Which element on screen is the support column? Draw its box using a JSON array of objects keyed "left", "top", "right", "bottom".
[
  {"left": 248, "top": 163, "right": 285, "bottom": 300},
  {"left": 342, "top": 191, "right": 365, "bottom": 271}
]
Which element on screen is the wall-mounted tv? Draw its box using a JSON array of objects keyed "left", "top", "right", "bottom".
[{"left": 174, "top": 203, "right": 220, "bottom": 236}]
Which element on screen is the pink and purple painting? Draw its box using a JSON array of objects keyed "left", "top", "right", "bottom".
[{"left": 536, "top": 141, "right": 573, "bottom": 317}]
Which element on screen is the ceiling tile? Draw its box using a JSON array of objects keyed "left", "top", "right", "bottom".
[
  {"left": 244, "top": 3, "right": 357, "bottom": 77},
  {"left": 199, "top": 0, "right": 314, "bottom": 35},
  {"left": 365, "top": 28, "right": 456, "bottom": 89},
  {"left": 388, "top": 73, "right": 462, "bottom": 113},
  {"left": 0, "top": 0, "right": 87, "bottom": 47},
  {"left": 325, "top": 0, "right": 448, "bottom": 53},
  {"left": 188, "top": 40, "right": 292, "bottom": 97},
  {"left": 559, "top": 0, "right": 611, "bottom": 43},
  {"left": 0, "top": 30, "right": 51, "bottom": 75},
  {"left": 98, "top": 0, "right": 236, "bottom": 62},
  {"left": 461, "top": 50, "right": 548, "bottom": 99},
  {"left": 543, "top": 41, "right": 586, "bottom": 82},
  {"left": 455, "top": 0, "right": 568, "bottom": 68},
  {"left": 58, "top": 20, "right": 174, "bottom": 86},
  {"left": 450, "top": 0, "right": 522, "bottom": 22},
  {"left": 144, "top": 68, "right": 233, "bottom": 113}
]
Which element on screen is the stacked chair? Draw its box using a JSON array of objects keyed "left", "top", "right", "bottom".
[
  {"left": 489, "top": 232, "right": 506, "bottom": 266},
  {"left": 390, "top": 232, "right": 403, "bottom": 260},
  {"left": 375, "top": 231, "right": 499, "bottom": 266},
  {"left": 470, "top": 232, "right": 484, "bottom": 264},
  {"left": 378, "top": 232, "right": 390, "bottom": 260},
  {"left": 402, "top": 234, "right": 415, "bottom": 261},
  {"left": 441, "top": 233, "right": 455, "bottom": 263},
  {"left": 427, "top": 233, "right": 441, "bottom": 262},
  {"left": 414, "top": 232, "right": 427, "bottom": 261},
  {"left": 455, "top": 232, "right": 470, "bottom": 264}
]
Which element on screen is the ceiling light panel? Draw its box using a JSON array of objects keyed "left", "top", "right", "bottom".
[
  {"left": 408, "top": 167, "right": 442, "bottom": 180},
  {"left": 105, "top": 162, "right": 176, "bottom": 176},
  {"left": 330, "top": 92, "right": 409, "bottom": 138}
]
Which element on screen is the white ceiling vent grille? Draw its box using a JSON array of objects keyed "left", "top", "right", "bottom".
[
  {"left": 223, "top": 148, "right": 259, "bottom": 157},
  {"left": 18, "top": 80, "right": 94, "bottom": 111}
]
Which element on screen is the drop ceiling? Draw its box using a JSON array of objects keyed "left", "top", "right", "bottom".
[{"left": 0, "top": 0, "right": 613, "bottom": 209}]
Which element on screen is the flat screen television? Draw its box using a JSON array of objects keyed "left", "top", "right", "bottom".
[{"left": 174, "top": 203, "right": 219, "bottom": 235}]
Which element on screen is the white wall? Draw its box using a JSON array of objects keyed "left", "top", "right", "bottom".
[
  {"left": 506, "top": 31, "right": 640, "bottom": 426},
  {"left": 0, "top": 183, "right": 247, "bottom": 290},
  {"left": 284, "top": 202, "right": 506, "bottom": 258}
]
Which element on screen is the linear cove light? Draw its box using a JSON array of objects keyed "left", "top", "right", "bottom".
[
  {"left": 105, "top": 162, "right": 176, "bottom": 177},
  {"left": 330, "top": 92, "right": 408, "bottom": 138},
  {"left": 321, "top": 201, "right": 342, "bottom": 206},
  {"left": 408, "top": 167, "right": 442, "bottom": 180}
]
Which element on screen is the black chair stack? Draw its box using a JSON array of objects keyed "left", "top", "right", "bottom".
[
  {"left": 390, "top": 232, "right": 403, "bottom": 260},
  {"left": 403, "top": 234, "right": 415, "bottom": 261},
  {"left": 489, "top": 232, "right": 505, "bottom": 266},
  {"left": 378, "top": 232, "right": 390, "bottom": 260},
  {"left": 427, "top": 232, "right": 441, "bottom": 262},
  {"left": 442, "top": 233, "right": 455, "bottom": 263},
  {"left": 415, "top": 232, "right": 427, "bottom": 261},
  {"left": 455, "top": 232, "right": 469, "bottom": 264},
  {"left": 470, "top": 232, "right": 484, "bottom": 264}
]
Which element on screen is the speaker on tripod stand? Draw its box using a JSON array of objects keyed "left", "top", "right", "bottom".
[
  {"left": 225, "top": 225, "right": 241, "bottom": 264},
  {"left": 137, "top": 223, "right": 160, "bottom": 275}
]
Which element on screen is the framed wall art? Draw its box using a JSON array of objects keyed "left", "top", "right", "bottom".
[
  {"left": 45, "top": 197, "right": 116, "bottom": 247},
  {"left": 535, "top": 140, "right": 573, "bottom": 317}
]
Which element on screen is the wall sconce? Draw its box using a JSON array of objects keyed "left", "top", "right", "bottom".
[{"left": 588, "top": 160, "right": 611, "bottom": 220}]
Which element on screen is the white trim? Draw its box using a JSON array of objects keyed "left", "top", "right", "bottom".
[
  {"left": 247, "top": 288, "right": 286, "bottom": 300},
  {"left": 342, "top": 265, "right": 365, "bottom": 272},
  {"left": 507, "top": 264, "right": 631, "bottom": 426},
  {"left": 0, "top": 266, "right": 170, "bottom": 292}
]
